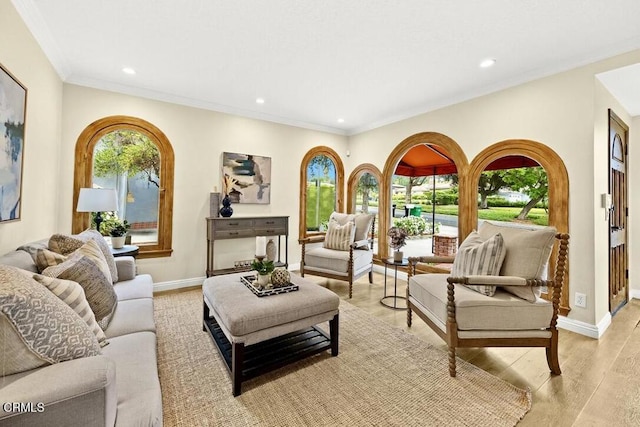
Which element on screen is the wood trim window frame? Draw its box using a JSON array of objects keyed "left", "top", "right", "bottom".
[
  {"left": 299, "top": 146, "right": 345, "bottom": 239},
  {"left": 72, "top": 115, "right": 174, "bottom": 259}
]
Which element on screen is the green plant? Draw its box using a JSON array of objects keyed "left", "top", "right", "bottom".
[
  {"left": 251, "top": 259, "right": 275, "bottom": 275},
  {"left": 393, "top": 216, "right": 427, "bottom": 236},
  {"left": 96, "top": 212, "right": 130, "bottom": 237}
]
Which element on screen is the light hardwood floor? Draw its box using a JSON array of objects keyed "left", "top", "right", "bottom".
[{"left": 304, "top": 272, "right": 640, "bottom": 427}]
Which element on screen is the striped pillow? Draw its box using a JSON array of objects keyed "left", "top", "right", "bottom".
[
  {"left": 32, "top": 274, "right": 109, "bottom": 347},
  {"left": 451, "top": 232, "right": 506, "bottom": 296},
  {"left": 323, "top": 219, "right": 356, "bottom": 251},
  {"left": 34, "top": 248, "right": 67, "bottom": 272}
]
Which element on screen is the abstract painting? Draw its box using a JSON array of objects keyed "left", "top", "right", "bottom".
[
  {"left": 0, "top": 63, "right": 26, "bottom": 222},
  {"left": 222, "top": 152, "right": 271, "bottom": 204}
]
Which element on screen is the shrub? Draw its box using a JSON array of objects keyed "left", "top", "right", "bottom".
[{"left": 393, "top": 216, "right": 427, "bottom": 236}]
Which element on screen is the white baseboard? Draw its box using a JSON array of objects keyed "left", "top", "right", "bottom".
[
  {"left": 631, "top": 289, "right": 640, "bottom": 299},
  {"left": 557, "top": 313, "right": 611, "bottom": 339},
  {"left": 154, "top": 276, "right": 204, "bottom": 293}
]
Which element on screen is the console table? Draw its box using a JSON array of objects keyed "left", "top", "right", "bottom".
[{"left": 206, "top": 216, "right": 289, "bottom": 277}]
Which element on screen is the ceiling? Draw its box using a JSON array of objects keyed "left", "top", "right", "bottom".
[{"left": 12, "top": 0, "right": 640, "bottom": 135}]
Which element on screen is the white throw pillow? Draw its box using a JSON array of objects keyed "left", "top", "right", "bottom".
[{"left": 323, "top": 219, "right": 356, "bottom": 251}]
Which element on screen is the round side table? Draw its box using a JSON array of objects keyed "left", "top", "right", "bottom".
[
  {"left": 110, "top": 244, "right": 139, "bottom": 258},
  {"left": 380, "top": 257, "right": 408, "bottom": 310}
]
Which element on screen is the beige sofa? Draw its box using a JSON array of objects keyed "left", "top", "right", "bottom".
[{"left": 0, "top": 239, "right": 162, "bottom": 427}]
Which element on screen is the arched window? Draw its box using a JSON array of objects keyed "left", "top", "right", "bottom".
[
  {"left": 73, "top": 116, "right": 174, "bottom": 258},
  {"left": 469, "top": 140, "right": 569, "bottom": 314},
  {"left": 299, "top": 146, "right": 344, "bottom": 239},
  {"left": 348, "top": 163, "right": 382, "bottom": 257}
]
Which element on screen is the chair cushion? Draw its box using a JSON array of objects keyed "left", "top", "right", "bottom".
[
  {"left": 478, "top": 221, "right": 556, "bottom": 301},
  {"left": 43, "top": 239, "right": 118, "bottom": 329},
  {"left": 329, "top": 212, "right": 373, "bottom": 248},
  {"left": 323, "top": 219, "right": 356, "bottom": 250},
  {"left": 409, "top": 273, "right": 553, "bottom": 331},
  {"left": 0, "top": 265, "right": 101, "bottom": 375},
  {"left": 305, "top": 246, "right": 373, "bottom": 275},
  {"left": 451, "top": 231, "right": 506, "bottom": 296}
]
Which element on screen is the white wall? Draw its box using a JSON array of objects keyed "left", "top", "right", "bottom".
[
  {"left": 630, "top": 115, "right": 640, "bottom": 300},
  {"left": 60, "top": 85, "right": 347, "bottom": 284},
  {"left": 348, "top": 49, "right": 640, "bottom": 327},
  {"left": 0, "top": 0, "right": 63, "bottom": 250}
]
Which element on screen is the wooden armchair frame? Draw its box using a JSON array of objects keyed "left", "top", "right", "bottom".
[
  {"left": 407, "top": 233, "right": 569, "bottom": 377},
  {"left": 299, "top": 216, "right": 376, "bottom": 298}
]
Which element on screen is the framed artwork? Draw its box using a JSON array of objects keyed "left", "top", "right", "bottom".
[
  {"left": 0, "top": 63, "right": 27, "bottom": 222},
  {"left": 222, "top": 152, "right": 271, "bottom": 204}
]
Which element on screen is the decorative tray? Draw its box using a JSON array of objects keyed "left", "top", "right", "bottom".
[{"left": 241, "top": 275, "right": 299, "bottom": 297}]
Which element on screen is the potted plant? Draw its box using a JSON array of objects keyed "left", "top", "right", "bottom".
[
  {"left": 109, "top": 219, "right": 130, "bottom": 249},
  {"left": 251, "top": 258, "right": 275, "bottom": 288},
  {"left": 387, "top": 226, "right": 408, "bottom": 262}
]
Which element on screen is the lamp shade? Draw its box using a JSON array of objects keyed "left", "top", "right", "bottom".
[{"left": 76, "top": 188, "right": 118, "bottom": 212}]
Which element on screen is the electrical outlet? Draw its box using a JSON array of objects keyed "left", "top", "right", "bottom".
[{"left": 575, "top": 292, "right": 587, "bottom": 308}]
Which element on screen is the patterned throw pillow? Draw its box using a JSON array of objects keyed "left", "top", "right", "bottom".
[
  {"left": 34, "top": 247, "right": 67, "bottom": 272},
  {"left": 32, "top": 274, "right": 109, "bottom": 347},
  {"left": 323, "top": 219, "right": 356, "bottom": 251},
  {"left": 0, "top": 265, "right": 101, "bottom": 376},
  {"left": 49, "top": 229, "right": 118, "bottom": 283},
  {"left": 451, "top": 232, "right": 506, "bottom": 296},
  {"left": 43, "top": 239, "right": 118, "bottom": 329}
]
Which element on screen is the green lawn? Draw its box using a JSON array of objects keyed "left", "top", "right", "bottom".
[{"left": 433, "top": 205, "right": 549, "bottom": 226}]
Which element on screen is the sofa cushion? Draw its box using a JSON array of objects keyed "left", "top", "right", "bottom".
[
  {"left": 49, "top": 229, "right": 118, "bottom": 283},
  {"left": 103, "top": 298, "right": 156, "bottom": 338},
  {"left": 0, "top": 265, "right": 101, "bottom": 375},
  {"left": 323, "top": 219, "right": 356, "bottom": 251},
  {"left": 409, "top": 273, "right": 553, "bottom": 331},
  {"left": 113, "top": 273, "right": 154, "bottom": 301},
  {"left": 101, "top": 332, "right": 162, "bottom": 427},
  {"left": 32, "top": 274, "right": 108, "bottom": 347},
  {"left": 451, "top": 232, "right": 506, "bottom": 296},
  {"left": 43, "top": 239, "right": 118, "bottom": 330},
  {"left": 0, "top": 249, "right": 38, "bottom": 273}
]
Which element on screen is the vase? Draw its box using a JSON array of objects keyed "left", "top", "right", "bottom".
[
  {"left": 112, "top": 236, "right": 126, "bottom": 249},
  {"left": 257, "top": 273, "right": 270, "bottom": 288},
  {"left": 219, "top": 194, "right": 233, "bottom": 217},
  {"left": 393, "top": 250, "right": 403, "bottom": 263},
  {"left": 266, "top": 238, "right": 276, "bottom": 262}
]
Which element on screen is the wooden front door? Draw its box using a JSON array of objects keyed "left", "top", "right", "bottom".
[{"left": 609, "top": 110, "right": 629, "bottom": 315}]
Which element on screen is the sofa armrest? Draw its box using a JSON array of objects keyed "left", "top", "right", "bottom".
[
  {"left": 114, "top": 256, "right": 137, "bottom": 282},
  {"left": 449, "top": 275, "right": 550, "bottom": 287},
  {"left": 0, "top": 356, "right": 117, "bottom": 427},
  {"left": 298, "top": 235, "right": 325, "bottom": 245}
]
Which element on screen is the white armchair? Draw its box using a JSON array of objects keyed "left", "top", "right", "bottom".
[
  {"left": 407, "top": 221, "right": 569, "bottom": 377},
  {"left": 299, "top": 212, "right": 375, "bottom": 298}
]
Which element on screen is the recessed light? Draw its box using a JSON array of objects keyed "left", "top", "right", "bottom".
[
  {"left": 122, "top": 67, "right": 136, "bottom": 75},
  {"left": 337, "top": 118, "right": 345, "bottom": 123},
  {"left": 256, "top": 98, "right": 265, "bottom": 104},
  {"left": 479, "top": 58, "right": 496, "bottom": 68}
]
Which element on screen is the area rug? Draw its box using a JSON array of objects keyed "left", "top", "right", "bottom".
[{"left": 155, "top": 289, "right": 531, "bottom": 426}]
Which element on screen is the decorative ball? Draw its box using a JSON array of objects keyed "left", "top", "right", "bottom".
[{"left": 271, "top": 268, "right": 290, "bottom": 287}]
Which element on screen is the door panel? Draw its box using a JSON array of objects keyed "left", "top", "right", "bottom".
[{"left": 609, "top": 110, "right": 629, "bottom": 315}]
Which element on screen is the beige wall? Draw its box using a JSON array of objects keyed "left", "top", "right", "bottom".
[
  {"left": 0, "top": 0, "right": 63, "bottom": 250},
  {"left": 348, "top": 50, "right": 640, "bottom": 325},
  {"left": 60, "top": 85, "right": 347, "bottom": 283}
]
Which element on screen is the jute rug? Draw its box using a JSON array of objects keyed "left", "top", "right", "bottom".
[{"left": 155, "top": 289, "right": 531, "bottom": 426}]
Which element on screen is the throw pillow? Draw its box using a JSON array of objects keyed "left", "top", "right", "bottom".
[
  {"left": 32, "top": 274, "right": 109, "bottom": 347},
  {"left": 451, "top": 232, "right": 506, "bottom": 296},
  {"left": 323, "top": 219, "right": 356, "bottom": 251},
  {"left": 34, "top": 247, "right": 67, "bottom": 272},
  {"left": 43, "top": 239, "right": 118, "bottom": 329},
  {"left": 0, "top": 265, "right": 101, "bottom": 376},
  {"left": 49, "top": 229, "right": 118, "bottom": 283},
  {"left": 328, "top": 212, "right": 374, "bottom": 248}
]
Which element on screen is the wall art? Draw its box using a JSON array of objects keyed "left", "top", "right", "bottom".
[{"left": 222, "top": 152, "right": 271, "bottom": 204}]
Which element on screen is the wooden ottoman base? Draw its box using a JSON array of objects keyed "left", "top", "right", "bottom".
[{"left": 203, "top": 303, "right": 338, "bottom": 396}]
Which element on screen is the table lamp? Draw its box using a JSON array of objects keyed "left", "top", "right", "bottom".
[{"left": 77, "top": 188, "right": 118, "bottom": 233}]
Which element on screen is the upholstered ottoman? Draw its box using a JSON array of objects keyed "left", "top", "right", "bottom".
[{"left": 202, "top": 272, "right": 340, "bottom": 396}]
